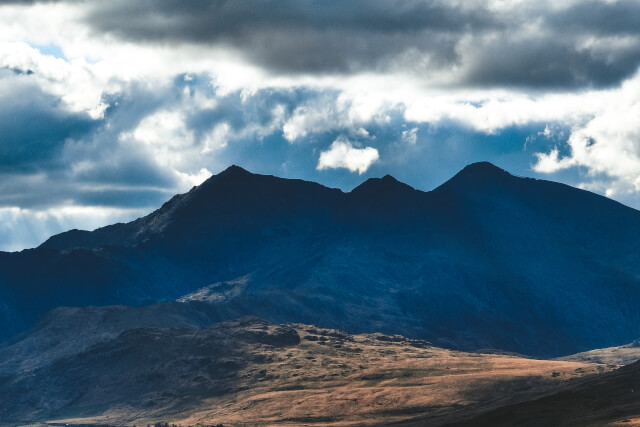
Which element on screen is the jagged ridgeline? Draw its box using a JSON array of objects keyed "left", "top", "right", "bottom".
[{"left": 2, "top": 162, "right": 640, "bottom": 357}]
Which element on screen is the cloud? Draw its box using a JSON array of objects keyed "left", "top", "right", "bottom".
[
  {"left": 0, "top": 206, "right": 147, "bottom": 252},
  {"left": 0, "top": 70, "right": 205, "bottom": 213},
  {"left": 0, "top": 64, "right": 314, "bottom": 217},
  {"left": 317, "top": 138, "right": 379, "bottom": 174},
  {"left": 0, "top": 41, "right": 108, "bottom": 117},
  {"left": 2, "top": 0, "right": 640, "bottom": 250},
  {"left": 533, "top": 148, "right": 575, "bottom": 174},
  {"left": 77, "top": 0, "right": 640, "bottom": 90},
  {"left": 547, "top": 1, "right": 640, "bottom": 37},
  {"left": 461, "top": 35, "right": 640, "bottom": 89},
  {"left": 533, "top": 73, "right": 640, "bottom": 196},
  {"left": 3, "top": 0, "right": 640, "bottom": 93},
  {"left": 0, "top": 70, "right": 97, "bottom": 173},
  {"left": 83, "top": 0, "right": 487, "bottom": 76},
  {"left": 402, "top": 127, "right": 419, "bottom": 145}
]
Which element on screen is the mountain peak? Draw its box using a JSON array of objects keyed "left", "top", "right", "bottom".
[
  {"left": 217, "top": 164, "right": 251, "bottom": 177},
  {"left": 459, "top": 161, "right": 510, "bottom": 177},
  {"left": 351, "top": 174, "right": 417, "bottom": 197},
  {"left": 194, "top": 164, "right": 254, "bottom": 191},
  {"left": 435, "top": 161, "right": 517, "bottom": 193}
]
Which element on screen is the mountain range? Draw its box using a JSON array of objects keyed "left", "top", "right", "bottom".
[{"left": 2, "top": 162, "right": 640, "bottom": 357}]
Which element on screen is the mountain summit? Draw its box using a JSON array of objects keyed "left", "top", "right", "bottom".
[
  {"left": 217, "top": 164, "right": 251, "bottom": 176},
  {"left": 2, "top": 162, "right": 640, "bottom": 357},
  {"left": 435, "top": 161, "right": 522, "bottom": 192}
]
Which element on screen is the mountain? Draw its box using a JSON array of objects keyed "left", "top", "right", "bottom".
[
  {"left": 0, "top": 306, "right": 608, "bottom": 426},
  {"left": 2, "top": 162, "right": 640, "bottom": 357}
]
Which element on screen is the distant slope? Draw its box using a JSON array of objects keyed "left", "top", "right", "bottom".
[
  {"left": 2, "top": 162, "right": 640, "bottom": 357},
  {"left": 557, "top": 341, "right": 640, "bottom": 366},
  {"left": 448, "top": 359, "right": 640, "bottom": 427},
  {"left": 0, "top": 302, "right": 216, "bottom": 375},
  {"left": 0, "top": 306, "right": 608, "bottom": 427}
]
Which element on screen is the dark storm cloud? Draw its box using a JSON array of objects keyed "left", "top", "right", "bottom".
[
  {"left": 0, "top": 173, "right": 63, "bottom": 208},
  {"left": 79, "top": 0, "right": 640, "bottom": 89},
  {"left": 465, "top": 37, "right": 640, "bottom": 89},
  {"left": 0, "top": 170, "right": 172, "bottom": 209},
  {"left": 87, "top": 0, "right": 492, "bottom": 40},
  {"left": 548, "top": 0, "right": 640, "bottom": 36},
  {"left": 70, "top": 149, "right": 177, "bottom": 189},
  {"left": 0, "top": 0, "right": 52, "bottom": 3},
  {"left": 464, "top": 0, "right": 640, "bottom": 89},
  {"left": 0, "top": 73, "right": 96, "bottom": 173},
  {"left": 85, "top": 0, "right": 495, "bottom": 74},
  {"left": 0, "top": 76, "right": 178, "bottom": 209}
]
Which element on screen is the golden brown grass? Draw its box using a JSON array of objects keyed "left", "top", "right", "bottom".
[{"left": 51, "top": 323, "right": 610, "bottom": 426}]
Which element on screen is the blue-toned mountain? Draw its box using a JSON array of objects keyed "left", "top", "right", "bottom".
[{"left": 2, "top": 162, "right": 640, "bottom": 357}]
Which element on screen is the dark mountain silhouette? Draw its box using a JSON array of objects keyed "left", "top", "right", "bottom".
[{"left": 2, "top": 162, "right": 640, "bottom": 357}]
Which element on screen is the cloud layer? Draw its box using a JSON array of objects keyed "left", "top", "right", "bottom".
[
  {"left": 84, "top": 0, "right": 640, "bottom": 89},
  {"left": 0, "top": 0, "right": 640, "bottom": 250}
]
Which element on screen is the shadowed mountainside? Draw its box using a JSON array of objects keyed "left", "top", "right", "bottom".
[
  {"left": 2, "top": 162, "right": 640, "bottom": 357},
  {"left": 448, "top": 358, "right": 640, "bottom": 427},
  {"left": 0, "top": 302, "right": 216, "bottom": 376}
]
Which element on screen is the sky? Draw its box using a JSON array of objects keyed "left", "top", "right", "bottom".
[{"left": 1, "top": 0, "right": 640, "bottom": 251}]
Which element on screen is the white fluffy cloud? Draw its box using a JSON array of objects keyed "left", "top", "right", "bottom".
[
  {"left": 0, "top": 41, "right": 108, "bottom": 118},
  {"left": 317, "top": 138, "right": 380, "bottom": 174},
  {"left": 532, "top": 73, "right": 640, "bottom": 196}
]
